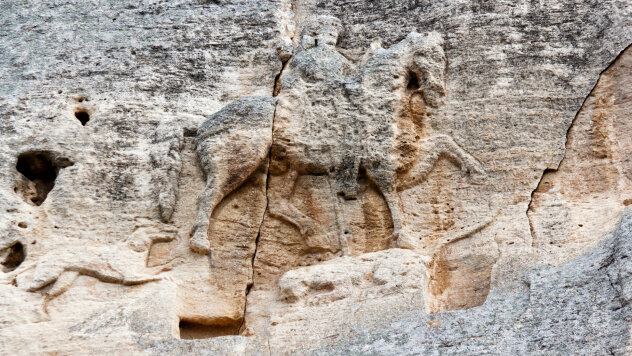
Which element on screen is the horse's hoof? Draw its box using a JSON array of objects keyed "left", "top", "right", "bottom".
[
  {"left": 300, "top": 226, "right": 313, "bottom": 236},
  {"left": 299, "top": 220, "right": 314, "bottom": 236},
  {"left": 190, "top": 233, "right": 210, "bottom": 255},
  {"left": 468, "top": 169, "right": 486, "bottom": 184}
]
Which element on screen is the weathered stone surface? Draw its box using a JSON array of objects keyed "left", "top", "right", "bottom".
[
  {"left": 305, "top": 208, "right": 632, "bottom": 355},
  {"left": 529, "top": 44, "right": 632, "bottom": 260},
  {"left": 2, "top": 0, "right": 632, "bottom": 354}
]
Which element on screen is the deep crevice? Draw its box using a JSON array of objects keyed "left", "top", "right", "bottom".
[
  {"left": 407, "top": 70, "right": 420, "bottom": 91},
  {"left": 240, "top": 37, "right": 291, "bottom": 334},
  {"left": 527, "top": 168, "right": 555, "bottom": 247},
  {"left": 238, "top": 104, "right": 277, "bottom": 335},
  {"left": 74, "top": 110, "right": 90, "bottom": 126},
  {"left": 273, "top": 57, "right": 290, "bottom": 97},
  {"left": 183, "top": 127, "right": 197, "bottom": 137}
]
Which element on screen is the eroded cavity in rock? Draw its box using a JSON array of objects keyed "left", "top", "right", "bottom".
[{"left": 15, "top": 151, "right": 73, "bottom": 206}]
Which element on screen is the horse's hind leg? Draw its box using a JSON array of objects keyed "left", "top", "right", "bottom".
[
  {"left": 268, "top": 169, "right": 314, "bottom": 236},
  {"left": 367, "top": 171, "right": 404, "bottom": 248},
  {"left": 191, "top": 138, "right": 270, "bottom": 255}
]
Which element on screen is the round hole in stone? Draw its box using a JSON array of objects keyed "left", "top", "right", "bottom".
[
  {"left": 17, "top": 222, "right": 27, "bottom": 229},
  {"left": 2, "top": 242, "right": 25, "bottom": 272},
  {"left": 75, "top": 110, "right": 90, "bottom": 125}
]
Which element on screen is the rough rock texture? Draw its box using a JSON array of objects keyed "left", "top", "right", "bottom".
[
  {"left": 2, "top": 0, "right": 632, "bottom": 355},
  {"left": 305, "top": 208, "right": 632, "bottom": 355},
  {"left": 529, "top": 44, "right": 632, "bottom": 259}
]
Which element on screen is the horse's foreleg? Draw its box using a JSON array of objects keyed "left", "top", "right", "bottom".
[
  {"left": 428, "top": 135, "right": 485, "bottom": 177},
  {"left": 366, "top": 171, "right": 404, "bottom": 249},
  {"left": 399, "top": 134, "right": 485, "bottom": 190}
]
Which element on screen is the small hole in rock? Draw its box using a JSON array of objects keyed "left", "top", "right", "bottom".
[
  {"left": 2, "top": 242, "right": 25, "bottom": 272},
  {"left": 407, "top": 71, "right": 420, "bottom": 91},
  {"left": 75, "top": 110, "right": 90, "bottom": 125},
  {"left": 178, "top": 320, "right": 239, "bottom": 339},
  {"left": 17, "top": 222, "right": 27, "bottom": 229},
  {"left": 183, "top": 128, "right": 197, "bottom": 137}
]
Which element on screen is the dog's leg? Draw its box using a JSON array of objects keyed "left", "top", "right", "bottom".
[{"left": 41, "top": 270, "right": 79, "bottom": 319}]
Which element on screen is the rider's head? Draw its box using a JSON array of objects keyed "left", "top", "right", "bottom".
[{"left": 300, "top": 16, "right": 342, "bottom": 50}]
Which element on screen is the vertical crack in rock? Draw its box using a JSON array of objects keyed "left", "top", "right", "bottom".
[
  {"left": 527, "top": 168, "right": 555, "bottom": 247},
  {"left": 238, "top": 163, "right": 268, "bottom": 335},
  {"left": 526, "top": 44, "right": 632, "bottom": 248},
  {"left": 239, "top": 94, "right": 283, "bottom": 337},
  {"left": 240, "top": 4, "right": 296, "bottom": 336},
  {"left": 273, "top": 59, "right": 290, "bottom": 97}
]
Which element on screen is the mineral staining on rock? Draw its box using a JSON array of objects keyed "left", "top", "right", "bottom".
[
  {"left": 2, "top": 0, "right": 632, "bottom": 354},
  {"left": 528, "top": 44, "right": 632, "bottom": 259}
]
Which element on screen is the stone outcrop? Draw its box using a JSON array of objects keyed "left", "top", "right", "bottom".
[{"left": 2, "top": 0, "right": 632, "bottom": 355}]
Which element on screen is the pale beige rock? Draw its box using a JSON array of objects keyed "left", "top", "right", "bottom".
[
  {"left": 529, "top": 45, "right": 632, "bottom": 260},
  {"left": 1, "top": 1, "right": 632, "bottom": 355}
]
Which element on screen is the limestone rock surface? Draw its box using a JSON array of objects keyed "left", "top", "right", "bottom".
[{"left": 2, "top": 0, "right": 632, "bottom": 355}]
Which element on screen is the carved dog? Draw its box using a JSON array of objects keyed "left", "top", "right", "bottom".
[{"left": 1, "top": 220, "right": 182, "bottom": 318}]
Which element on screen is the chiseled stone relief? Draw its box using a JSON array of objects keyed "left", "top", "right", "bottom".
[{"left": 2, "top": 1, "right": 632, "bottom": 354}]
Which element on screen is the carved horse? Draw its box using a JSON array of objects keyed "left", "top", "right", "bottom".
[{"left": 189, "top": 16, "right": 484, "bottom": 255}]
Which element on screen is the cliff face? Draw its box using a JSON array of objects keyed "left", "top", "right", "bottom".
[{"left": 1, "top": 1, "right": 632, "bottom": 354}]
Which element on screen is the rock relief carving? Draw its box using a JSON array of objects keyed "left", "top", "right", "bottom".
[
  {"left": 151, "top": 122, "right": 184, "bottom": 223},
  {"left": 0, "top": 15, "right": 495, "bottom": 326},
  {"left": 190, "top": 96, "right": 276, "bottom": 254},
  {"left": 1, "top": 219, "right": 182, "bottom": 319},
  {"left": 190, "top": 16, "right": 486, "bottom": 256}
]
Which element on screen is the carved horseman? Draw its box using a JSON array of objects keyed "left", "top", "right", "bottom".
[{"left": 189, "top": 16, "right": 484, "bottom": 255}]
